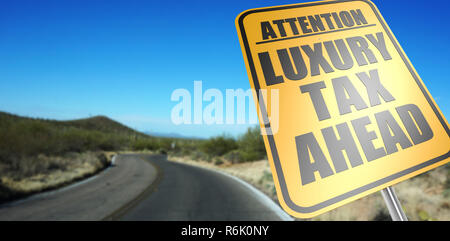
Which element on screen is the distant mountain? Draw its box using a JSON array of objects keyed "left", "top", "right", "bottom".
[
  {"left": 0, "top": 111, "right": 151, "bottom": 158},
  {"left": 62, "top": 115, "right": 149, "bottom": 137},
  {"left": 0, "top": 112, "right": 149, "bottom": 137}
]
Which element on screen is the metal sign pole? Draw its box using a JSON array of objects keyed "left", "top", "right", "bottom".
[{"left": 380, "top": 186, "right": 408, "bottom": 221}]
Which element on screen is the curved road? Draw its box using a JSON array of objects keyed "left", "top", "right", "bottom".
[
  {"left": 0, "top": 154, "right": 158, "bottom": 221},
  {"left": 0, "top": 154, "right": 291, "bottom": 221}
]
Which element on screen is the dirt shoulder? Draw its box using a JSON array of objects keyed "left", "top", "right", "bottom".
[
  {"left": 0, "top": 151, "right": 115, "bottom": 203},
  {"left": 168, "top": 155, "right": 450, "bottom": 221}
]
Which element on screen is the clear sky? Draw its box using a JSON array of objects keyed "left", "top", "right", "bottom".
[{"left": 0, "top": 0, "right": 449, "bottom": 138}]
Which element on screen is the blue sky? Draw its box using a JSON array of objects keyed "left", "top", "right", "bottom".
[{"left": 0, "top": 0, "right": 448, "bottom": 138}]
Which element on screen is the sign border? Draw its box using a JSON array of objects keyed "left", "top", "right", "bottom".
[{"left": 237, "top": 0, "right": 450, "bottom": 214}]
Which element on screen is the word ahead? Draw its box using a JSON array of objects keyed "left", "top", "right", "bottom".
[{"left": 236, "top": 0, "right": 449, "bottom": 218}]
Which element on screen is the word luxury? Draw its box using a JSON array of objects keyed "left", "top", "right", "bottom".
[
  {"left": 259, "top": 31, "right": 390, "bottom": 85},
  {"left": 296, "top": 69, "right": 433, "bottom": 185}
]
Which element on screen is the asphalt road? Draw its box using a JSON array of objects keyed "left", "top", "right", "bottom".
[
  {"left": 0, "top": 154, "right": 291, "bottom": 221},
  {"left": 119, "top": 154, "right": 290, "bottom": 221}
]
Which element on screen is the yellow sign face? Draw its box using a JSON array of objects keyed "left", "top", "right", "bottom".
[{"left": 236, "top": 0, "right": 449, "bottom": 218}]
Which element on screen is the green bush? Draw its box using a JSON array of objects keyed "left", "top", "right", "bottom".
[
  {"left": 190, "top": 150, "right": 209, "bottom": 161},
  {"left": 223, "top": 150, "right": 241, "bottom": 163},
  {"left": 213, "top": 158, "right": 224, "bottom": 166},
  {"left": 200, "top": 135, "right": 238, "bottom": 157},
  {"left": 203, "top": 126, "right": 267, "bottom": 163},
  {"left": 236, "top": 126, "right": 266, "bottom": 161},
  {"left": 132, "top": 139, "right": 159, "bottom": 151}
]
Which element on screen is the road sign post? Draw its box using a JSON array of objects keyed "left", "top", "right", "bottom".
[
  {"left": 236, "top": 0, "right": 449, "bottom": 219},
  {"left": 380, "top": 186, "right": 408, "bottom": 221}
]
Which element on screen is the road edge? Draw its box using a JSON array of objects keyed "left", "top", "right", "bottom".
[
  {"left": 102, "top": 155, "right": 164, "bottom": 221},
  {"left": 172, "top": 160, "right": 294, "bottom": 221}
]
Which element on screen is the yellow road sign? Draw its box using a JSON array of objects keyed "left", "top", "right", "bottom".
[{"left": 236, "top": 0, "right": 449, "bottom": 218}]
